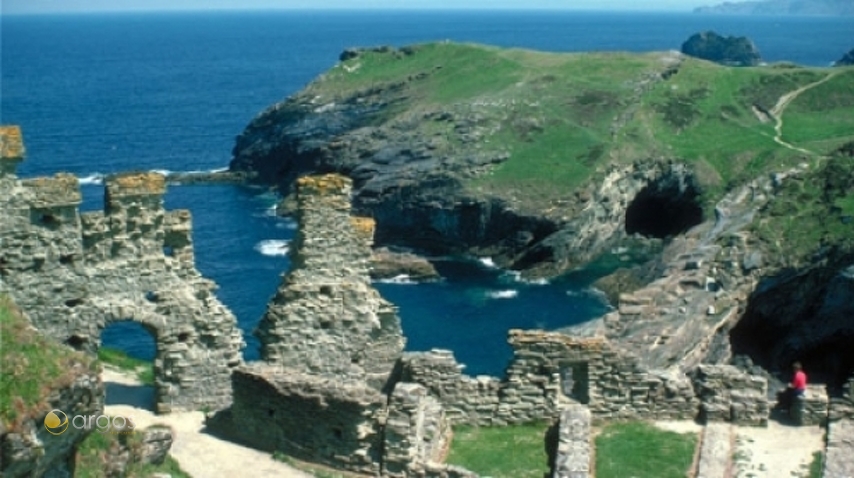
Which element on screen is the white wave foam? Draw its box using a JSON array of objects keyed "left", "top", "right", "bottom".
[
  {"left": 264, "top": 204, "right": 279, "bottom": 217},
  {"left": 78, "top": 173, "right": 104, "bottom": 185},
  {"left": 254, "top": 240, "right": 290, "bottom": 257},
  {"left": 501, "top": 270, "right": 549, "bottom": 285},
  {"left": 152, "top": 167, "right": 230, "bottom": 177},
  {"left": 487, "top": 289, "right": 518, "bottom": 299},
  {"left": 374, "top": 274, "right": 417, "bottom": 285},
  {"left": 479, "top": 257, "right": 497, "bottom": 269},
  {"left": 275, "top": 220, "right": 298, "bottom": 230}
]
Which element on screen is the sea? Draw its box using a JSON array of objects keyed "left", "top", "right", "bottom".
[{"left": 2, "top": 10, "right": 852, "bottom": 376}]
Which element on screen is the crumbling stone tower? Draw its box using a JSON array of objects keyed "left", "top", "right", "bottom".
[
  {"left": 0, "top": 126, "right": 244, "bottom": 413},
  {"left": 225, "top": 175, "right": 453, "bottom": 476},
  {"left": 256, "top": 174, "right": 405, "bottom": 389}
]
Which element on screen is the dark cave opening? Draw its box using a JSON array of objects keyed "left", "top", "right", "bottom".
[{"left": 625, "top": 182, "right": 704, "bottom": 238}]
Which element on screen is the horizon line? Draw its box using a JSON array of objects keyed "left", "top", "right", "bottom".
[{"left": 4, "top": 6, "right": 704, "bottom": 16}]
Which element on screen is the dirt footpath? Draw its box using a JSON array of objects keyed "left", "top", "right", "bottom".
[
  {"left": 103, "top": 368, "right": 312, "bottom": 478},
  {"left": 733, "top": 420, "right": 824, "bottom": 478}
]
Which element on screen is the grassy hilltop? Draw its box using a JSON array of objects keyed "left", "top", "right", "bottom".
[
  {"left": 231, "top": 41, "right": 854, "bottom": 275},
  {"left": 312, "top": 42, "right": 853, "bottom": 206}
]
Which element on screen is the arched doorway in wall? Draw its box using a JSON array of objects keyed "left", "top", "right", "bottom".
[{"left": 99, "top": 321, "right": 157, "bottom": 411}]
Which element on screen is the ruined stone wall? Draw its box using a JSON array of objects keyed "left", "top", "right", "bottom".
[
  {"left": 227, "top": 365, "right": 386, "bottom": 475},
  {"left": 692, "top": 365, "right": 769, "bottom": 426},
  {"left": 256, "top": 174, "right": 404, "bottom": 390},
  {"left": 383, "top": 383, "right": 452, "bottom": 478},
  {"left": 399, "top": 350, "right": 501, "bottom": 425},
  {"left": 550, "top": 405, "right": 592, "bottom": 478},
  {"left": 830, "top": 376, "right": 854, "bottom": 421},
  {"left": 401, "top": 331, "right": 699, "bottom": 426},
  {"left": 0, "top": 128, "right": 243, "bottom": 412},
  {"left": 225, "top": 174, "right": 455, "bottom": 476}
]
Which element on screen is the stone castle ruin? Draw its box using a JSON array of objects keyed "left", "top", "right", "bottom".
[
  {"left": 0, "top": 126, "right": 244, "bottom": 413},
  {"left": 4, "top": 126, "right": 854, "bottom": 476},
  {"left": 214, "top": 172, "right": 837, "bottom": 476}
]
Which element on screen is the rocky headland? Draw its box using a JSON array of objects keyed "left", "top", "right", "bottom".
[
  {"left": 695, "top": 0, "right": 854, "bottom": 16},
  {"left": 228, "top": 43, "right": 854, "bottom": 281},
  {"left": 226, "top": 41, "right": 854, "bottom": 395}
]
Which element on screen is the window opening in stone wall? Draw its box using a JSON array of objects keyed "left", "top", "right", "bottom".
[
  {"left": 64, "top": 298, "right": 85, "bottom": 308},
  {"left": 163, "top": 245, "right": 175, "bottom": 257},
  {"left": 560, "top": 362, "right": 590, "bottom": 404},
  {"left": 65, "top": 334, "right": 87, "bottom": 350}
]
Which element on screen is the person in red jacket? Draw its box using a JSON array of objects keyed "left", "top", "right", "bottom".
[
  {"left": 779, "top": 361, "right": 807, "bottom": 415},
  {"left": 790, "top": 361, "right": 807, "bottom": 394}
]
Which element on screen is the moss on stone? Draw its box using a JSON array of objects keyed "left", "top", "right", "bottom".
[{"left": 0, "top": 125, "right": 25, "bottom": 161}]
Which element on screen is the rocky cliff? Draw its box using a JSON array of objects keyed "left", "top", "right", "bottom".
[{"left": 229, "top": 42, "right": 854, "bottom": 279}]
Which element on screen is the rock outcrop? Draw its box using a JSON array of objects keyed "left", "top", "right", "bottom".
[
  {"left": 0, "top": 126, "right": 244, "bottom": 413},
  {"left": 680, "top": 31, "right": 761, "bottom": 66},
  {"left": 370, "top": 247, "right": 441, "bottom": 282},
  {"left": 834, "top": 48, "right": 854, "bottom": 66}
]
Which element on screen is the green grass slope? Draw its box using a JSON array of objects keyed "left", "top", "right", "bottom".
[
  {"left": 0, "top": 294, "right": 97, "bottom": 429},
  {"left": 311, "top": 42, "right": 854, "bottom": 209}
]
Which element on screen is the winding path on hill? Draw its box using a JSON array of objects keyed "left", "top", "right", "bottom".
[{"left": 770, "top": 71, "right": 840, "bottom": 155}]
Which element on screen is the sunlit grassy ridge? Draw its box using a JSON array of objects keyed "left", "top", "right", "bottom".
[{"left": 310, "top": 42, "right": 854, "bottom": 209}]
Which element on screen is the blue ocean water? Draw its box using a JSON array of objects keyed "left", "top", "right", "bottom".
[{"left": 2, "top": 11, "right": 852, "bottom": 375}]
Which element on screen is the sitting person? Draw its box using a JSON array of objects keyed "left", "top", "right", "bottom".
[{"left": 777, "top": 361, "right": 807, "bottom": 413}]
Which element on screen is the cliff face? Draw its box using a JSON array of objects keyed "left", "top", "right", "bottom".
[{"left": 229, "top": 43, "right": 854, "bottom": 279}]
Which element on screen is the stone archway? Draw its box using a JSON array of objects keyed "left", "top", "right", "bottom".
[
  {"left": 99, "top": 320, "right": 157, "bottom": 409},
  {"left": 0, "top": 157, "right": 244, "bottom": 413}
]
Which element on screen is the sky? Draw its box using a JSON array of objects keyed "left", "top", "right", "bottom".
[{"left": 3, "top": 0, "right": 712, "bottom": 15}]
